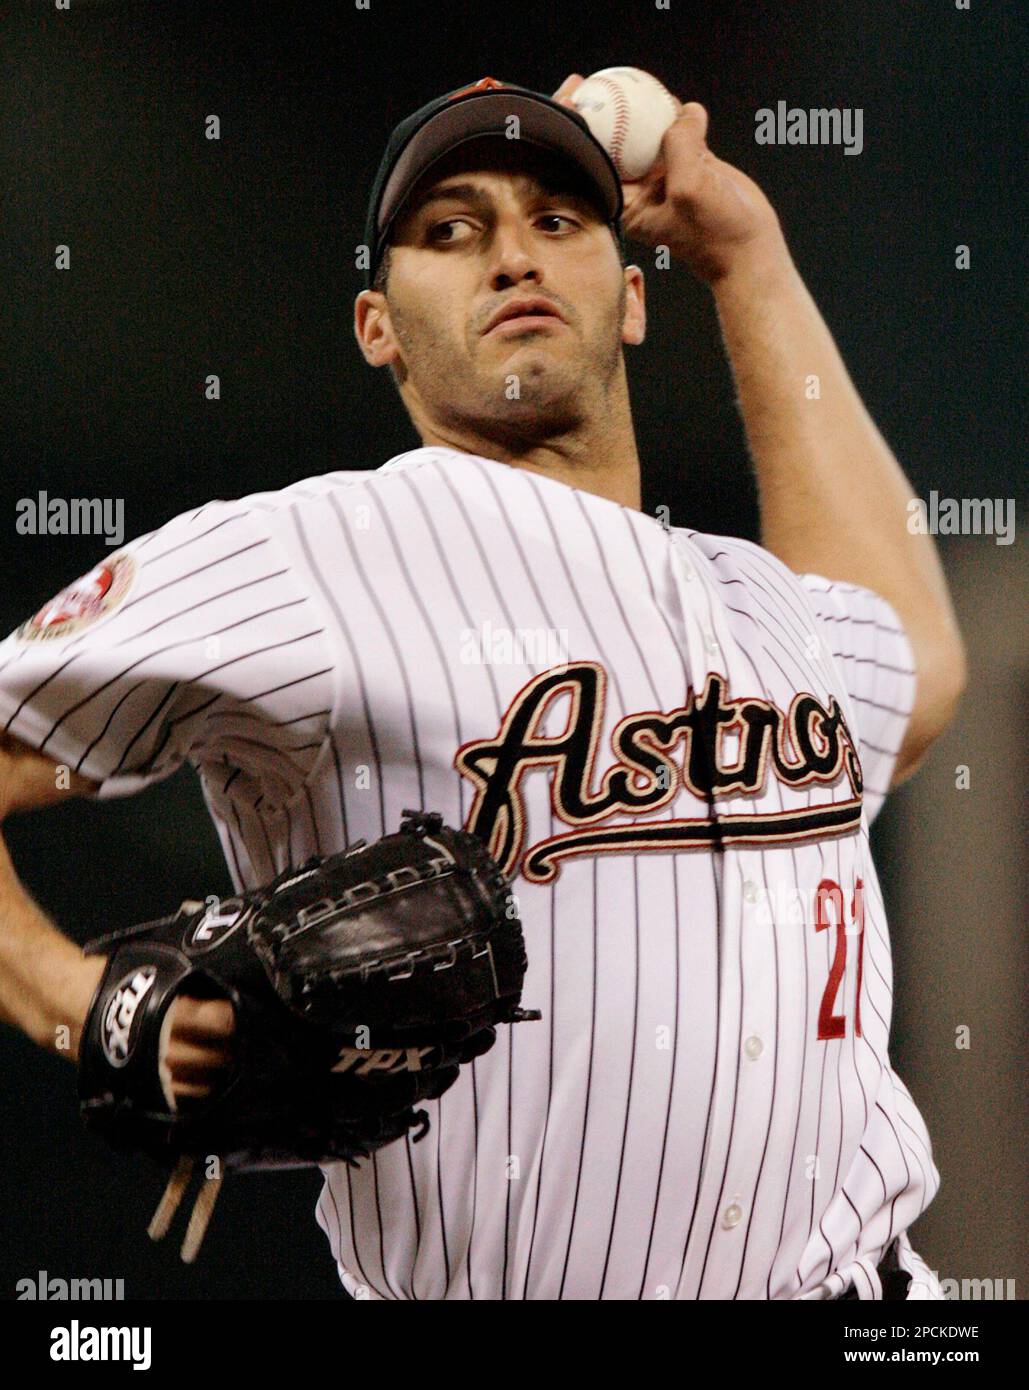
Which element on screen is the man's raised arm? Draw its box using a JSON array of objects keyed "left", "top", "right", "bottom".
[
  {"left": 708, "top": 229, "right": 966, "bottom": 783},
  {"left": 610, "top": 93, "right": 967, "bottom": 783}
]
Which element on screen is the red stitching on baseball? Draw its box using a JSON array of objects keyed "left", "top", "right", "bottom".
[
  {"left": 593, "top": 75, "right": 631, "bottom": 178},
  {"left": 591, "top": 74, "right": 678, "bottom": 179}
]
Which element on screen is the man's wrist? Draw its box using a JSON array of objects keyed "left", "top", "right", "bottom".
[
  {"left": 55, "top": 953, "right": 107, "bottom": 1061},
  {"left": 708, "top": 230, "right": 796, "bottom": 300}
]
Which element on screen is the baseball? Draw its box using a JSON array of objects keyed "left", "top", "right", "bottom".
[{"left": 570, "top": 66, "right": 680, "bottom": 180}]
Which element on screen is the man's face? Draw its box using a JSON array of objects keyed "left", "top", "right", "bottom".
[{"left": 357, "top": 139, "right": 644, "bottom": 443}]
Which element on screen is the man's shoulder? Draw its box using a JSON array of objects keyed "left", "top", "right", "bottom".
[
  {"left": 673, "top": 527, "right": 798, "bottom": 582},
  {"left": 232, "top": 466, "right": 383, "bottom": 513},
  {"left": 677, "top": 527, "right": 906, "bottom": 654},
  {"left": 229, "top": 449, "right": 448, "bottom": 517}
]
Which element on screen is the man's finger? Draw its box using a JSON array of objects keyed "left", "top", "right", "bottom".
[
  {"left": 551, "top": 73, "right": 584, "bottom": 108},
  {"left": 621, "top": 175, "right": 668, "bottom": 226},
  {"left": 170, "top": 1079, "right": 220, "bottom": 1102},
  {"left": 165, "top": 1037, "right": 235, "bottom": 1072},
  {"left": 679, "top": 101, "right": 708, "bottom": 138},
  {"left": 168, "top": 1059, "right": 233, "bottom": 1087},
  {"left": 659, "top": 102, "right": 710, "bottom": 169},
  {"left": 168, "top": 995, "right": 237, "bottom": 1042},
  {"left": 658, "top": 104, "right": 716, "bottom": 204}
]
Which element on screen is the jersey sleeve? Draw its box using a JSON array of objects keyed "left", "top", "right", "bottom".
[
  {"left": 798, "top": 575, "right": 917, "bottom": 823},
  {"left": 0, "top": 499, "right": 335, "bottom": 812}
]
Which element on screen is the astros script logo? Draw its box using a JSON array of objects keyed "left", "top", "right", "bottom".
[
  {"left": 16, "top": 553, "right": 137, "bottom": 642},
  {"left": 455, "top": 662, "right": 864, "bottom": 883}
]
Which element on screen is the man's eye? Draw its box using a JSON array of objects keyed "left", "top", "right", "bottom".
[
  {"left": 537, "top": 214, "right": 578, "bottom": 232},
  {"left": 429, "top": 219, "right": 471, "bottom": 243}
]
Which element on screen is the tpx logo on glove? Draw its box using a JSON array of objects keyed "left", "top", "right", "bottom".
[
  {"left": 101, "top": 968, "right": 156, "bottom": 1067},
  {"left": 333, "top": 1045, "right": 437, "bottom": 1077}
]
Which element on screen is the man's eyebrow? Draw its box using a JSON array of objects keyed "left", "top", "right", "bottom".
[
  {"left": 408, "top": 179, "right": 603, "bottom": 219},
  {"left": 411, "top": 182, "right": 490, "bottom": 214}
]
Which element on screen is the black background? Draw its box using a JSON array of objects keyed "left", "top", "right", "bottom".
[{"left": 1, "top": 0, "right": 1023, "bottom": 1299}]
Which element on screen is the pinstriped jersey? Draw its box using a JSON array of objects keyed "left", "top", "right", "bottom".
[{"left": 0, "top": 446, "right": 943, "bottom": 1299}]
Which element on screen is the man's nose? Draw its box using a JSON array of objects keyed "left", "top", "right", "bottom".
[{"left": 488, "top": 218, "right": 542, "bottom": 289}]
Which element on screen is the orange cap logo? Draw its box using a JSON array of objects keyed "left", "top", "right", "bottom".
[{"left": 448, "top": 77, "right": 507, "bottom": 101}]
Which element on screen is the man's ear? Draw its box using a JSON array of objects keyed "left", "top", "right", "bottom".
[
  {"left": 354, "top": 289, "right": 401, "bottom": 367},
  {"left": 621, "top": 265, "right": 646, "bottom": 346}
]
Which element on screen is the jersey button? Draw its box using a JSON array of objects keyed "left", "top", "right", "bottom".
[
  {"left": 722, "top": 1202, "right": 743, "bottom": 1230},
  {"left": 744, "top": 1035, "right": 764, "bottom": 1060},
  {"left": 743, "top": 879, "right": 759, "bottom": 903}
]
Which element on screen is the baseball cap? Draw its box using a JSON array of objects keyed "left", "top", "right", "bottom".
[{"left": 362, "top": 75, "right": 626, "bottom": 290}]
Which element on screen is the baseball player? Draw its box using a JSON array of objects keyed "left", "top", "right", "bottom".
[{"left": 0, "top": 75, "right": 966, "bottom": 1299}]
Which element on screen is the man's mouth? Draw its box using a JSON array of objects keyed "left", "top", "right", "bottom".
[{"left": 483, "top": 297, "right": 566, "bottom": 335}]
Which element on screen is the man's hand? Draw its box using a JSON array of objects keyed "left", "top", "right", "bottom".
[
  {"left": 553, "top": 75, "right": 785, "bottom": 283},
  {"left": 160, "top": 995, "right": 237, "bottom": 1107},
  {"left": 0, "top": 731, "right": 236, "bottom": 1102}
]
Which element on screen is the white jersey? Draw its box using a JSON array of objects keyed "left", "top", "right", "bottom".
[{"left": 0, "top": 446, "right": 944, "bottom": 1300}]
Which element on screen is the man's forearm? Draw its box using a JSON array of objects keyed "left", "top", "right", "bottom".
[
  {"left": 0, "top": 832, "right": 103, "bottom": 1057},
  {"left": 711, "top": 238, "right": 966, "bottom": 752},
  {"left": 604, "top": 88, "right": 965, "bottom": 743},
  {"left": 712, "top": 240, "right": 951, "bottom": 606}
]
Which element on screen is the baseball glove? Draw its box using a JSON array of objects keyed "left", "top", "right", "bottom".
[{"left": 77, "top": 810, "right": 538, "bottom": 1259}]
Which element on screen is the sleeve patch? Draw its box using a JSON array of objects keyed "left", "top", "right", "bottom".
[{"left": 15, "top": 552, "right": 138, "bottom": 643}]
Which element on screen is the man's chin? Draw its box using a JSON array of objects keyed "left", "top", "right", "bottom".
[
  {"left": 481, "top": 393, "right": 586, "bottom": 443},
  {"left": 486, "top": 354, "right": 581, "bottom": 404}
]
